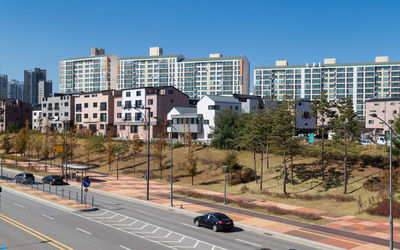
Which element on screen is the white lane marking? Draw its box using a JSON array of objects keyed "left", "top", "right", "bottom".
[
  {"left": 181, "top": 223, "right": 198, "bottom": 229},
  {"left": 120, "top": 245, "right": 131, "bottom": 250},
  {"left": 76, "top": 227, "right": 92, "bottom": 235},
  {"left": 14, "top": 203, "right": 25, "bottom": 208},
  {"left": 136, "top": 209, "right": 154, "bottom": 216},
  {"left": 235, "top": 238, "right": 261, "bottom": 247},
  {"left": 42, "top": 214, "right": 55, "bottom": 220}
]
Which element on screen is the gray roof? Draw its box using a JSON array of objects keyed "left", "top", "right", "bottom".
[
  {"left": 173, "top": 107, "right": 197, "bottom": 114},
  {"left": 365, "top": 97, "right": 400, "bottom": 103},
  {"left": 119, "top": 54, "right": 184, "bottom": 60},
  {"left": 255, "top": 61, "right": 400, "bottom": 70},
  {"left": 182, "top": 56, "right": 247, "bottom": 62},
  {"left": 206, "top": 95, "right": 241, "bottom": 104}
]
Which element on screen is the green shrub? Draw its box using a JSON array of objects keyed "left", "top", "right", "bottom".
[
  {"left": 228, "top": 168, "right": 255, "bottom": 185},
  {"left": 220, "top": 151, "right": 242, "bottom": 173},
  {"left": 360, "top": 154, "right": 388, "bottom": 168}
]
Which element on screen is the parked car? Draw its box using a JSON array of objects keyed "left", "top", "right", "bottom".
[
  {"left": 377, "top": 136, "right": 387, "bottom": 146},
  {"left": 15, "top": 173, "right": 35, "bottom": 184},
  {"left": 360, "top": 139, "right": 375, "bottom": 146},
  {"left": 42, "top": 175, "right": 63, "bottom": 185},
  {"left": 193, "top": 212, "right": 234, "bottom": 232}
]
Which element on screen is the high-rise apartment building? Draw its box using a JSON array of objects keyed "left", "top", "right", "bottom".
[
  {"left": 24, "top": 68, "right": 46, "bottom": 104},
  {"left": 8, "top": 79, "right": 24, "bottom": 101},
  {"left": 117, "top": 47, "right": 250, "bottom": 99},
  {"left": 59, "top": 48, "right": 120, "bottom": 93},
  {"left": 254, "top": 56, "right": 400, "bottom": 118},
  {"left": 0, "top": 75, "right": 8, "bottom": 99},
  {"left": 38, "top": 80, "right": 53, "bottom": 104}
]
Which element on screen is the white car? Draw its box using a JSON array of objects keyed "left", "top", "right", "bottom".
[
  {"left": 377, "top": 137, "right": 387, "bottom": 146},
  {"left": 360, "top": 139, "right": 375, "bottom": 146}
]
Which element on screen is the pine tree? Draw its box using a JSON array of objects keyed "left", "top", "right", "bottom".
[
  {"left": 310, "top": 91, "right": 336, "bottom": 180},
  {"left": 332, "top": 98, "right": 359, "bottom": 194},
  {"left": 184, "top": 143, "right": 198, "bottom": 185},
  {"left": 131, "top": 134, "right": 143, "bottom": 174},
  {"left": 154, "top": 139, "right": 167, "bottom": 179},
  {"left": 105, "top": 131, "right": 115, "bottom": 171}
]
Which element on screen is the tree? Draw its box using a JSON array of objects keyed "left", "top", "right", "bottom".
[
  {"left": 183, "top": 143, "right": 198, "bottom": 185},
  {"left": 114, "top": 140, "right": 129, "bottom": 177},
  {"left": 154, "top": 139, "right": 167, "bottom": 179},
  {"left": 271, "top": 99, "right": 297, "bottom": 194},
  {"left": 332, "top": 98, "right": 359, "bottom": 194},
  {"left": 83, "top": 134, "right": 103, "bottom": 167},
  {"left": 32, "top": 133, "right": 43, "bottom": 159},
  {"left": 105, "top": 131, "right": 115, "bottom": 171},
  {"left": 310, "top": 91, "right": 336, "bottom": 180},
  {"left": 1, "top": 132, "right": 11, "bottom": 153},
  {"left": 131, "top": 134, "right": 143, "bottom": 174},
  {"left": 41, "top": 135, "right": 50, "bottom": 160},
  {"left": 211, "top": 108, "right": 240, "bottom": 149},
  {"left": 14, "top": 127, "right": 29, "bottom": 168},
  {"left": 220, "top": 151, "right": 241, "bottom": 173},
  {"left": 68, "top": 126, "right": 78, "bottom": 162},
  {"left": 237, "top": 113, "right": 258, "bottom": 183}
]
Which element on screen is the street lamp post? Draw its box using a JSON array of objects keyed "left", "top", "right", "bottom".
[
  {"left": 115, "top": 152, "right": 120, "bottom": 180},
  {"left": 169, "top": 124, "right": 176, "bottom": 207},
  {"left": 126, "top": 105, "right": 151, "bottom": 200},
  {"left": 222, "top": 165, "right": 227, "bottom": 205},
  {"left": 64, "top": 121, "right": 68, "bottom": 181},
  {"left": 370, "top": 113, "right": 393, "bottom": 250}
]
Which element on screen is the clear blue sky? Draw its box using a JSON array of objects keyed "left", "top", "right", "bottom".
[{"left": 1, "top": 0, "right": 400, "bottom": 93}]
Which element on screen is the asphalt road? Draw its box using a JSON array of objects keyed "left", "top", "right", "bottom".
[{"left": 0, "top": 168, "right": 321, "bottom": 250}]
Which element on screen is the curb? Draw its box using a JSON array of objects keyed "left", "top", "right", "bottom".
[{"left": 1, "top": 185, "right": 97, "bottom": 212}]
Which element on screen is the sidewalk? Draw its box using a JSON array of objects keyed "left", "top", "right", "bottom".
[{"left": 4, "top": 159, "right": 397, "bottom": 249}]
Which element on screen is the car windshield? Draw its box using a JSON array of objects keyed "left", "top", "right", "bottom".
[
  {"left": 26, "top": 174, "right": 33, "bottom": 177},
  {"left": 214, "top": 213, "right": 229, "bottom": 220}
]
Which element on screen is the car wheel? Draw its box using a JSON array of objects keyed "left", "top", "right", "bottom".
[
  {"left": 212, "top": 225, "right": 218, "bottom": 232},
  {"left": 195, "top": 220, "right": 200, "bottom": 227}
]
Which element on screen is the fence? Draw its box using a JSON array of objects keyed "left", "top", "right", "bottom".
[{"left": 0, "top": 173, "right": 95, "bottom": 207}]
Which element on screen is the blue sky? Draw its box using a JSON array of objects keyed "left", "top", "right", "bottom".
[{"left": 1, "top": 0, "right": 400, "bottom": 93}]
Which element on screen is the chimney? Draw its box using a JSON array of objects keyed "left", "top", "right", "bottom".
[
  {"left": 91, "top": 48, "right": 105, "bottom": 56},
  {"left": 275, "top": 60, "right": 288, "bottom": 66},
  {"left": 150, "top": 47, "right": 163, "bottom": 56},
  {"left": 209, "top": 53, "right": 222, "bottom": 58},
  {"left": 375, "top": 56, "right": 389, "bottom": 63},
  {"left": 324, "top": 58, "right": 336, "bottom": 65}
]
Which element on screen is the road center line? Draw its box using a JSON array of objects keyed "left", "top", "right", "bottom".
[
  {"left": 235, "top": 238, "right": 261, "bottom": 247},
  {"left": 181, "top": 222, "right": 198, "bottom": 229},
  {"left": 42, "top": 214, "right": 55, "bottom": 220},
  {"left": 120, "top": 245, "right": 131, "bottom": 250},
  {"left": 14, "top": 203, "right": 25, "bottom": 208},
  {"left": 75, "top": 227, "right": 92, "bottom": 235}
]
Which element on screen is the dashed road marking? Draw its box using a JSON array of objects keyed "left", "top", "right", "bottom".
[
  {"left": 42, "top": 214, "right": 55, "bottom": 220},
  {"left": 14, "top": 203, "right": 25, "bottom": 208},
  {"left": 235, "top": 238, "right": 261, "bottom": 247},
  {"left": 75, "top": 227, "right": 92, "bottom": 235},
  {"left": 120, "top": 245, "right": 131, "bottom": 250},
  {"left": 181, "top": 222, "right": 198, "bottom": 229}
]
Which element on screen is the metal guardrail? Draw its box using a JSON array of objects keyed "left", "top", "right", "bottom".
[{"left": 0, "top": 174, "right": 94, "bottom": 207}]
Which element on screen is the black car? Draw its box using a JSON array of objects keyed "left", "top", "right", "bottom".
[
  {"left": 15, "top": 173, "right": 35, "bottom": 184},
  {"left": 193, "top": 212, "right": 234, "bottom": 232},
  {"left": 42, "top": 175, "right": 63, "bottom": 185}
]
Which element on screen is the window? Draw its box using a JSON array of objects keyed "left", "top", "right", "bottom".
[
  {"left": 235, "top": 106, "right": 238, "bottom": 110},
  {"left": 117, "top": 113, "right": 122, "bottom": 118},
  {"left": 136, "top": 91, "right": 141, "bottom": 96},
  {"left": 100, "top": 113, "right": 107, "bottom": 122},
  {"left": 117, "top": 101, "right": 122, "bottom": 107},
  {"left": 130, "top": 125, "right": 138, "bottom": 133},
  {"left": 126, "top": 91, "right": 131, "bottom": 97},
  {"left": 42, "top": 103, "right": 47, "bottom": 108},
  {"left": 204, "top": 120, "right": 209, "bottom": 124},
  {"left": 93, "top": 113, "right": 98, "bottom": 118},
  {"left": 303, "top": 111, "right": 311, "bottom": 119},
  {"left": 368, "top": 120, "right": 374, "bottom": 124},
  {"left": 100, "top": 124, "right": 105, "bottom": 129},
  {"left": 64, "top": 112, "right": 68, "bottom": 116},
  {"left": 76, "top": 114, "right": 82, "bottom": 122},
  {"left": 84, "top": 113, "right": 88, "bottom": 118},
  {"left": 135, "top": 100, "right": 142, "bottom": 108},
  {"left": 168, "top": 90, "right": 173, "bottom": 94},
  {"left": 76, "top": 104, "right": 82, "bottom": 112},
  {"left": 64, "top": 102, "right": 69, "bottom": 106},
  {"left": 150, "top": 112, "right": 153, "bottom": 117},
  {"left": 148, "top": 99, "right": 153, "bottom": 105},
  {"left": 125, "top": 101, "right": 132, "bottom": 108},
  {"left": 135, "top": 113, "right": 142, "bottom": 120},
  {"left": 84, "top": 103, "right": 88, "bottom": 108},
  {"left": 125, "top": 113, "right": 132, "bottom": 120},
  {"left": 93, "top": 102, "right": 98, "bottom": 108},
  {"left": 394, "top": 110, "right": 398, "bottom": 115},
  {"left": 100, "top": 102, "right": 107, "bottom": 111},
  {"left": 208, "top": 105, "right": 220, "bottom": 110}
]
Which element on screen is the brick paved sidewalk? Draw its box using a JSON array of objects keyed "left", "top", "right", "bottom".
[{"left": 4, "top": 159, "right": 397, "bottom": 249}]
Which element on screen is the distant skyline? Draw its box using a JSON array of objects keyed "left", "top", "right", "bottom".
[{"left": 1, "top": 0, "right": 400, "bottom": 93}]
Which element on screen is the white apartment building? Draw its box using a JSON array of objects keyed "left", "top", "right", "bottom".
[
  {"left": 117, "top": 47, "right": 250, "bottom": 99},
  {"left": 60, "top": 48, "right": 120, "bottom": 93},
  {"left": 254, "top": 56, "right": 400, "bottom": 119}
]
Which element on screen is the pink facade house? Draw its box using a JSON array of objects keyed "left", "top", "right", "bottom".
[
  {"left": 74, "top": 90, "right": 121, "bottom": 136},
  {"left": 365, "top": 98, "right": 400, "bottom": 134},
  {"left": 0, "top": 99, "right": 32, "bottom": 132},
  {"left": 114, "top": 86, "right": 189, "bottom": 140}
]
